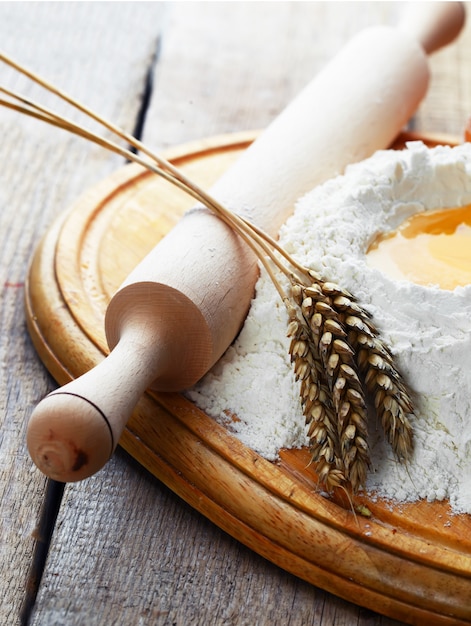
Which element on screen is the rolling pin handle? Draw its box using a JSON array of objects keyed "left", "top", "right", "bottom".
[
  {"left": 27, "top": 324, "right": 165, "bottom": 482},
  {"left": 399, "top": 1, "right": 465, "bottom": 55},
  {"left": 27, "top": 282, "right": 214, "bottom": 482}
]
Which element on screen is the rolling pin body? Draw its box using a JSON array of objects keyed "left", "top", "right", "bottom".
[
  {"left": 108, "top": 24, "right": 430, "bottom": 386},
  {"left": 27, "top": 4, "right": 466, "bottom": 481}
]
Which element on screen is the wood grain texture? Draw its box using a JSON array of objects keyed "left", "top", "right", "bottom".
[
  {"left": 0, "top": 2, "right": 165, "bottom": 624},
  {"left": 2, "top": 2, "right": 471, "bottom": 625},
  {"left": 144, "top": 2, "right": 404, "bottom": 149}
]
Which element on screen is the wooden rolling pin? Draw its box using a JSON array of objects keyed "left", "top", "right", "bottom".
[{"left": 27, "top": 2, "right": 465, "bottom": 482}]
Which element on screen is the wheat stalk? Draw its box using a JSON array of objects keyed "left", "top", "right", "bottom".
[{"left": 0, "top": 52, "right": 415, "bottom": 492}]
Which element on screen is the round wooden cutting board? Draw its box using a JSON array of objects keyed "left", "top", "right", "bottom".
[{"left": 25, "top": 131, "right": 471, "bottom": 625}]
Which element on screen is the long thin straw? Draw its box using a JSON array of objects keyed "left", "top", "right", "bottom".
[{"left": 0, "top": 56, "right": 308, "bottom": 292}]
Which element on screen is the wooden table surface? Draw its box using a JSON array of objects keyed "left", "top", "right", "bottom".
[{"left": 1, "top": 3, "right": 470, "bottom": 625}]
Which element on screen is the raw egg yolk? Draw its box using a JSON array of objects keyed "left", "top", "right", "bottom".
[{"left": 367, "top": 205, "right": 471, "bottom": 290}]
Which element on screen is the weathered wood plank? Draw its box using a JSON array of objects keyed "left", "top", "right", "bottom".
[
  {"left": 3, "top": 2, "right": 471, "bottom": 625},
  {"left": 144, "top": 1, "right": 471, "bottom": 151},
  {"left": 30, "top": 448, "right": 402, "bottom": 626},
  {"left": 0, "top": 3, "right": 166, "bottom": 624},
  {"left": 144, "top": 2, "right": 406, "bottom": 149}
]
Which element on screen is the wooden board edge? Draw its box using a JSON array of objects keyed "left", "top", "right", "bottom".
[{"left": 23, "top": 129, "right": 471, "bottom": 625}]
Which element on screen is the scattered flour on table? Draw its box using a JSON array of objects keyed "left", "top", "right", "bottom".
[{"left": 186, "top": 141, "right": 471, "bottom": 515}]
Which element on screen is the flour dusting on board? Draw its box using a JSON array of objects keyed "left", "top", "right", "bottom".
[{"left": 186, "top": 142, "right": 471, "bottom": 514}]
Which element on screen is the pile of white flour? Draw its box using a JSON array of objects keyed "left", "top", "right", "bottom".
[{"left": 186, "top": 141, "right": 471, "bottom": 514}]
